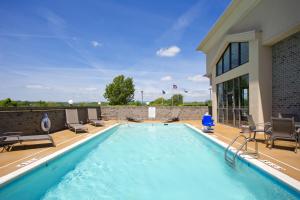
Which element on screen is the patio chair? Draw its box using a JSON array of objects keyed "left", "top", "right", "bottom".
[
  {"left": 267, "top": 117, "right": 299, "bottom": 152},
  {"left": 87, "top": 108, "right": 104, "bottom": 126},
  {"left": 65, "top": 109, "right": 88, "bottom": 133},
  {"left": 163, "top": 109, "right": 181, "bottom": 123},
  {"left": 241, "top": 115, "right": 271, "bottom": 140},
  {"left": 1, "top": 132, "right": 55, "bottom": 152}
]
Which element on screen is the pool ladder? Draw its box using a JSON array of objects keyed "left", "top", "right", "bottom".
[{"left": 224, "top": 135, "right": 258, "bottom": 167}]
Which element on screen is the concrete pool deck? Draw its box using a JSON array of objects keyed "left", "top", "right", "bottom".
[{"left": 0, "top": 120, "right": 299, "bottom": 182}]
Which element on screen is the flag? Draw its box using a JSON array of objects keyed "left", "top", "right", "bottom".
[
  {"left": 172, "top": 84, "right": 177, "bottom": 89},
  {"left": 162, "top": 90, "right": 166, "bottom": 94}
]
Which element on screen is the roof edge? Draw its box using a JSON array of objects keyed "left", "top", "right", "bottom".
[{"left": 196, "top": 0, "right": 260, "bottom": 53}]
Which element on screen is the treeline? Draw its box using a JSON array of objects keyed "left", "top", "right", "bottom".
[
  {"left": 0, "top": 98, "right": 211, "bottom": 107},
  {"left": 0, "top": 98, "right": 100, "bottom": 107},
  {"left": 149, "top": 94, "right": 211, "bottom": 106}
]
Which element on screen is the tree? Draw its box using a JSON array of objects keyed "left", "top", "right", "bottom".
[
  {"left": 171, "top": 94, "right": 183, "bottom": 106},
  {"left": 0, "top": 98, "right": 17, "bottom": 107},
  {"left": 150, "top": 97, "right": 167, "bottom": 106},
  {"left": 104, "top": 75, "right": 135, "bottom": 105}
]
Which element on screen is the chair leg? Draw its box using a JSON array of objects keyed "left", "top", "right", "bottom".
[
  {"left": 50, "top": 136, "right": 56, "bottom": 147},
  {"left": 8, "top": 144, "right": 14, "bottom": 151}
]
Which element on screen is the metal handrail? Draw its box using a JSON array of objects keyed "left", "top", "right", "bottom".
[{"left": 224, "top": 135, "right": 258, "bottom": 167}]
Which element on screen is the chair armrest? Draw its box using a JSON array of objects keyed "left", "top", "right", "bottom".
[
  {"left": 255, "top": 122, "right": 271, "bottom": 126},
  {"left": 1, "top": 132, "right": 23, "bottom": 136}
]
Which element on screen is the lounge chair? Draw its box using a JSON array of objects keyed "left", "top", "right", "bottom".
[
  {"left": 126, "top": 109, "right": 143, "bottom": 122},
  {"left": 126, "top": 116, "right": 143, "bottom": 122},
  {"left": 266, "top": 117, "right": 299, "bottom": 152},
  {"left": 1, "top": 132, "right": 55, "bottom": 152},
  {"left": 163, "top": 109, "right": 181, "bottom": 123},
  {"left": 241, "top": 115, "right": 271, "bottom": 140},
  {"left": 87, "top": 108, "right": 104, "bottom": 126},
  {"left": 65, "top": 109, "right": 88, "bottom": 133}
]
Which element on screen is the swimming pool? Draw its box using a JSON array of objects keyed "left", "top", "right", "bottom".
[{"left": 0, "top": 123, "right": 299, "bottom": 199}]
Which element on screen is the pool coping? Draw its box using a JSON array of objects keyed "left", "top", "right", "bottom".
[
  {"left": 0, "top": 123, "right": 119, "bottom": 187},
  {"left": 185, "top": 123, "right": 300, "bottom": 193}
]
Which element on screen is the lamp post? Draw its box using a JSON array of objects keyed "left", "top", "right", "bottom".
[{"left": 141, "top": 90, "right": 144, "bottom": 104}]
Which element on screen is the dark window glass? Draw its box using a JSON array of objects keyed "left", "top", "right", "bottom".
[
  {"left": 240, "top": 74, "right": 249, "bottom": 107},
  {"left": 227, "top": 79, "right": 233, "bottom": 93},
  {"left": 216, "top": 58, "right": 223, "bottom": 76},
  {"left": 217, "top": 83, "right": 223, "bottom": 107},
  {"left": 223, "top": 82, "right": 228, "bottom": 107},
  {"left": 230, "top": 43, "right": 239, "bottom": 68},
  {"left": 234, "top": 78, "right": 239, "bottom": 107},
  {"left": 223, "top": 47, "right": 230, "bottom": 72},
  {"left": 240, "top": 42, "right": 249, "bottom": 64}
]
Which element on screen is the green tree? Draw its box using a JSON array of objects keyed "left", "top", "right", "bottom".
[
  {"left": 104, "top": 75, "right": 135, "bottom": 105},
  {"left": 0, "top": 98, "right": 17, "bottom": 107},
  {"left": 171, "top": 94, "right": 183, "bottom": 106},
  {"left": 150, "top": 97, "right": 167, "bottom": 106}
]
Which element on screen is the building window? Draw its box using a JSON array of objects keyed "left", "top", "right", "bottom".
[
  {"left": 223, "top": 48, "right": 230, "bottom": 72},
  {"left": 216, "top": 42, "right": 249, "bottom": 76},
  {"left": 230, "top": 42, "right": 239, "bottom": 68},
  {"left": 216, "top": 74, "right": 249, "bottom": 127},
  {"left": 240, "top": 42, "right": 249, "bottom": 65},
  {"left": 216, "top": 58, "right": 223, "bottom": 76}
]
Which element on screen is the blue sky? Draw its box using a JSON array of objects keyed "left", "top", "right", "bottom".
[{"left": 0, "top": 0, "right": 230, "bottom": 102}]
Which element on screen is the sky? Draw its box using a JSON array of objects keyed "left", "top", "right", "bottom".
[{"left": 0, "top": 0, "right": 231, "bottom": 102}]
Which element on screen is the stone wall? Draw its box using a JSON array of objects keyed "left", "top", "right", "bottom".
[
  {"left": 0, "top": 107, "right": 100, "bottom": 135},
  {"left": 272, "top": 31, "right": 300, "bottom": 121},
  {"left": 100, "top": 106, "right": 209, "bottom": 120},
  {"left": 0, "top": 106, "right": 208, "bottom": 135}
]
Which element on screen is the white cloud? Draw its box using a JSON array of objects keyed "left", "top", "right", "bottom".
[
  {"left": 26, "top": 84, "right": 51, "bottom": 89},
  {"left": 156, "top": 46, "right": 181, "bottom": 57},
  {"left": 91, "top": 41, "right": 101, "bottom": 47},
  {"left": 83, "top": 87, "right": 98, "bottom": 91},
  {"left": 161, "top": 75, "right": 172, "bottom": 81},
  {"left": 187, "top": 74, "right": 208, "bottom": 82},
  {"left": 185, "top": 90, "right": 210, "bottom": 98}
]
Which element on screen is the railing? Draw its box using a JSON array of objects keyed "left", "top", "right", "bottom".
[{"left": 224, "top": 134, "right": 258, "bottom": 167}]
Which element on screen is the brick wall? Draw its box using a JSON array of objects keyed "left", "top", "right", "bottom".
[
  {"left": 272, "top": 31, "right": 300, "bottom": 121},
  {"left": 0, "top": 106, "right": 208, "bottom": 135}
]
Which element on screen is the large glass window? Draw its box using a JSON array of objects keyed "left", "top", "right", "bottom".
[
  {"left": 216, "top": 42, "right": 249, "bottom": 76},
  {"left": 240, "top": 42, "right": 249, "bottom": 65},
  {"left": 216, "top": 59, "right": 223, "bottom": 76},
  {"left": 223, "top": 48, "right": 230, "bottom": 72},
  {"left": 240, "top": 74, "right": 249, "bottom": 107},
  {"left": 230, "top": 42, "right": 239, "bottom": 68},
  {"left": 216, "top": 74, "right": 249, "bottom": 127}
]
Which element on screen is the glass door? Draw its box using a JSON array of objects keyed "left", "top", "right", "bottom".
[
  {"left": 216, "top": 74, "right": 249, "bottom": 127},
  {"left": 227, "top": 92, "right": 234, "bottom": 125}
]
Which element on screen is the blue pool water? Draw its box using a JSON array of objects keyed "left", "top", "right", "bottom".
[{"left": 0, "top": 124, "right": 299, "bottom": 199}]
